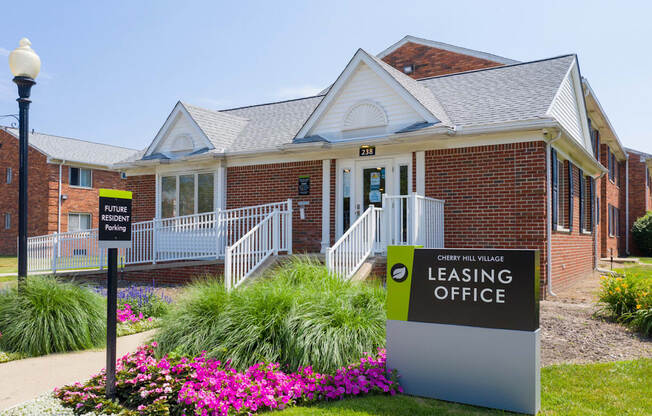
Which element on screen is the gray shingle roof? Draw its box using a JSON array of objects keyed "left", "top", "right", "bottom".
[
  {"left": 221, "top": 96, "right": 323, "bottom": 153},
  {"left": 418, "top": 55, "right": 575, "bottom": 126},
  {"left": 182, "top": 102, "right": 248, "bottom": 151},
  {"left": 367, "top": 51, "right": 452, "bottom": 125},
  {"left": 128, "top": 54, "right": 576, "bottom": 161},
  {"left": 3, "top": 127, "right": 138, "bottom": 167}
]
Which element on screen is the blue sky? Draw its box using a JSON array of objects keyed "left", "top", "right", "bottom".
[{"left": 1, "top": 0, "right": 650, "bottom": 153}]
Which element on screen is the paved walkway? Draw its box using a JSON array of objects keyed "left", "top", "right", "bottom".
[{"left": 0, "top": 330, "right": 155, "bottom": 410}]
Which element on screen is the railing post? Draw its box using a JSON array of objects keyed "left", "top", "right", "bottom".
[
  {"left": 216, "top": 208, "right": 223, "bottom": 258},
  {"left": 225, "top": 245, "right": 232, "bottom": 291},
  {"left": 100, "top": 247, "right": 104, "bottom": 271},
  {"left": 152, "top": 218, "right": 157, "bottom": 264},
  {"left": 287, "top": 198, "right": 293, "bottom": 254},
  {"left": 273, "top": 209, "right": 279, "bottom": 256},
  {"left": 51, "top": 235, "right": 58, "bottom": 274},
  {"left": 325, "top": 247, "right": 332, "bottom": 273}
]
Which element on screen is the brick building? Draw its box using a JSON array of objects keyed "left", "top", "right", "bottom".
[
  {"left": 0, "top": 127, "right": 136, "bottom": 255},
  {"left": 625, "top": 148, "right": 652, "bottom": 255},
  {"left": 115, "top": 36, "right": 616, "bottom": 295}
]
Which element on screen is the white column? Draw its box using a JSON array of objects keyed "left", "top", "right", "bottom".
[
  {"left": 321, "top": 159, "right": 331, "bottom": 253},
  {"left": 416, "top": 151, "right": 425, "bottom": 195},
  {"left": 217, "top": 164, "right": 226, "bottom": 210}
]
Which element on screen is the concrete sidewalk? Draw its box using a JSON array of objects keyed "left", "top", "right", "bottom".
[{"left": 0, "top": 330, "right": 155, "bottom": 410}]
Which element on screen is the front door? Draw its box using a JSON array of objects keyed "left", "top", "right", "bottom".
[{"left": 355, "top": 160, "right": 390, "bottom": 219}]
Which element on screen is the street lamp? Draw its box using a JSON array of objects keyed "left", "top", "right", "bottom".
[{"left": 9, "top": 38, "right": 40, "bottom": 283}]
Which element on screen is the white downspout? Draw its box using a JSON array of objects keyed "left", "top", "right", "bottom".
[
  {"left": 545, "top": 130, "right": 562, "bottom": 297},
  {"left": 625, "top": 155, "right": 629, "bottom": 255},
  {"left": 57, "top": 161, "right": 64, "bottom": 234}
]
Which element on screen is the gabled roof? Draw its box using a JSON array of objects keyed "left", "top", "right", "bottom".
[
  {"left": 123, "top": 53, "right": 588, "bottom": 164},
  {"left": 582, "top": 79, "right": 627, "bottom": 161},
  {"left": 182, "top": 102, "right": 248, "bottom": 151},
  {"left": 295, "top": 48, "right": 451, "bottom": 139},
  {"left": 2, "top": 127, "right": 137, "bottom": 168},
  {"left": 377, "top": 35, "right": 519, "bottom": 65},
  {"left": 418, "top": 55, "right": 575, "bottom": 127}
]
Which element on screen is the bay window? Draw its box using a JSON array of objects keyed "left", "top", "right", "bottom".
[{"left": 160, "top": 172, "right": 215, "bottom": 218}]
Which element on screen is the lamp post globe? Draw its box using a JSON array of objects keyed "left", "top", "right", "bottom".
[{"left": 9, "top": 38, "right": 40, "bottom": 283}]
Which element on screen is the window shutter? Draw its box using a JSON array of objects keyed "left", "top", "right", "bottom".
[
  {"left": 589, "top": 177, "right": 595, "bottom": 232},
  {"left": 568, "top": 162, "right": 574, "bottom": 231},
  {"left": 579, "top": 170, "right": 584, "bottom": 231},
  {"left": 551, "top": 148, "right": 558, "bottom": 229}
]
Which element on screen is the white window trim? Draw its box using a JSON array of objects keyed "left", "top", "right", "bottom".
[{"left": 69, "top": 167, "right": 93, "bottom": 189}]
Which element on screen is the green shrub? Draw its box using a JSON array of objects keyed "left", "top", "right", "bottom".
[
  {"left": 0, "top": 276, "right": 106, "bottom": 356},
  {"left": 155, "top": 257, "right": 387, "bottom": 372},
  {"left": 599, "top": 272, "right": 652, "bottom": 337},
  {"left": 632, "top": 211, "right": 652, "bottom": 256}
]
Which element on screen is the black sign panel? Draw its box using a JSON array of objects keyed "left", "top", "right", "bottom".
[
  {"left": 408, "top": 248, "right": 539, "bottom": 331},
  {"left": 298, "top": 176, "right": 310, "bottom": 195},
  {"left": 98, "top": 191, "right": 132, "bottom": 248},
  {"left": 359, "top": 145, "right": 376, "bottom": 157}
]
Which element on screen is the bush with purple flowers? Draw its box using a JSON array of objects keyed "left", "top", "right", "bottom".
[{"left": 54, "top": 343, "right": 401, "bottom": 415}]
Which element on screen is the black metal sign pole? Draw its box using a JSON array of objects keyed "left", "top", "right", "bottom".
[{"left": 106, "top": 247, "right": 118, "bottom": 399}]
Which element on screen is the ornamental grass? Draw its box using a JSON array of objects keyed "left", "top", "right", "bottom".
[
  {"left": 0, "top": 276, "right": 105, "bottom": 356},
  {"left": 155, "top": 257, "right": 386, "bottom": 373}
]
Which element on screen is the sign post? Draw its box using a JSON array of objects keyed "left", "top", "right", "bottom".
[
  {"left": 386, "top": 246, "right": 540, "bottom": 415},
  {"left": 98, "top": 189, "right": 132, "bottom": 399}
]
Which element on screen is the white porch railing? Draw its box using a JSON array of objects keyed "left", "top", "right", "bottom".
[
  {"left": 383, "top": 193, "right": 445, "bottom": 249},
  {"left": 325, "top": 205, "right": 380, "bottom": 280},
  {"left": 27, "top": 200, "right": 293, "bottom": 279},
  {"left": 326, "top": 193, "right": 444, "bottom": 279},
  {"left": 224, "top": 210, "right": 279, "bottom": 290}
]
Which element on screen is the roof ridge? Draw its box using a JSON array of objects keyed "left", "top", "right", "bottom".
[
  {"left": 415, "top": 54, "right": 577, "bottom": 82},
  {"left": 1, "top": 126, "right": 138, "bottom": 151},
  {"left": 219, "top": 94, "right": 325, "bottom": 112},
  {"left": 181, "top": 102, "right": 249, "bottom": 122}
]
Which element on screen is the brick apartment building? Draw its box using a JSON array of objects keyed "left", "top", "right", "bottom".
[
  {"left": 0, "top": 127, "right": 136, "bottom": 255},
  {"left": 626, "top": 148, "right": 652, "bottom": 255}
]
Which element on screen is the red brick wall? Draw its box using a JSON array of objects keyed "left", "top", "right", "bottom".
[
  {"left": 56, "top": 165, "right": 127, "bottom": 232},
  {"left": 382, "top": 42, "right": 505, "bottom": 79},
  {"left": 0, "top": 130, "right": 49, "bottom": 254},
  {"left": 227, "top": 160, "right": 323, "bottom": 252},
  {"left": 551, "top": 162, "right": 596, "bottom": 289},
  {"left": 128, "top": 175, "right": 156, "bottom": 222},
  {"left": 423, "top": 141, "right": 594, "bottom": 295},
  {"left": 627, "top": 150, "right": 651, "bottom": 255},
  {"left": 424, "top": 142, "right": 550, "bottom": 291},
  {"left": 598, "top": 144, "right": 626, "bottom": 257}
]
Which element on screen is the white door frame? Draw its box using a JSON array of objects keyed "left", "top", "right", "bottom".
[{"left": 335, "top": 154, "right": 412, "bottom": 239}]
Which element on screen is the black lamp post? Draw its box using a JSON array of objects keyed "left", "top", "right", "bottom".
[{"left": 9, "top": 38, "right": 40, "bottom": 283}]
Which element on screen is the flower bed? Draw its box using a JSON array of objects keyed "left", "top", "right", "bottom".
[
  {"left": 599, "top": 270, "right": 652, "bottom": 336},
  {"left": 54, "top": 343, "right": 401, "bottom": 415}
]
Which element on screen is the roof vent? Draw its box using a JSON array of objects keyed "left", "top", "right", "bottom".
[{"left": 403, "top": 64, "right": 414, "bottom": 74}]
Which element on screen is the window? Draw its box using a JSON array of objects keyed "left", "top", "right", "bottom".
[
  {"left": 4, "top": 213, "right": 10, "bottom": 230},
  {"left": 608, "top": 205, "right": 620, "bottom": 237},
  {"left": 551, "top": 152, "right": 574, "bottom": 231},
  {"left": 6, "top": 167, "right": 11, "bottom": 184},
  {"left": 160, "top": 172, "right": 215, "bottom": 218},
  {"left": 68, "top": 213, "right": 91, "bottom": 232},
  {"left": 616, "top": 161, "right": 621, "bottom": 187},
  {"left": 590, "top": 124, "right": 600, "bottom": 161},
  {"left": 608, "top": 150, "right": 616, "bottom": 183},
  {"left": 341, "top": 169, "right": 351, "bottom": 231},
  {"left": 69, "top": 167, "right": 92, "bottom": 188}
]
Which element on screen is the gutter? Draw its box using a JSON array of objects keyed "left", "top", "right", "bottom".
[
  {"left": 626, "top": 154, "right": 630, "bottom": 255},
  {"left": 544, "top": 129, "right": 562, "bottom": 297}
]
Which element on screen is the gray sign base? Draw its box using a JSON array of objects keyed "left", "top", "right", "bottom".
[{"left": 386, "top": 320, "right": 540, "bottom": 415}]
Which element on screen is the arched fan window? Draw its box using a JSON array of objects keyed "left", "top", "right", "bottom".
[{"left": 342, "top": 100, "right": 388, "bottom": 131}]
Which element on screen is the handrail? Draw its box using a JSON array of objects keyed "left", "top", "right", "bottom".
[
  {"left": 326, "top": 205, "right": 378, "bottom": 280},
  {"left": 224, "top": 210, "right": 278, "bottom": 290}
]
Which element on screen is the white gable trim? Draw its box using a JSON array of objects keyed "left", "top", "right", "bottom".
[
  {"left": 144, "top": 102, "right": 215, "bottom": 157},
  {"left": 295, "top": 49, "right": 438, "bottom": 139},
  {"left": 545, "top": 58, "right": 592, "bottom": 154},
  {"left": 376, "top": 35, "right": 518, "bottom": 64}
]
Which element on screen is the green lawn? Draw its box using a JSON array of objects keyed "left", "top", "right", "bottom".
[
  {"left": 283, "top": 359, "right": 651, "bottom": 416},
  {"left": 637, "top": 257, "right": 652, "bottom": 265},
  {"left": 0, "top": 256, "right": 17, "bottom": 274}
]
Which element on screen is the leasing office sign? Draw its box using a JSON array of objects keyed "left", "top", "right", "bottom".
[
  {"left": 388, "top": 248, "right": 539, "bottom": 331},
  {"left": 386, "top": 247, "right": 541, "bottom": 415}
]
